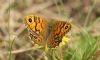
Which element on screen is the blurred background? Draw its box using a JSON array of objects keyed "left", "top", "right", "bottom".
[{"left": 0, "top": 0, "right": 100, "bottom": 60}]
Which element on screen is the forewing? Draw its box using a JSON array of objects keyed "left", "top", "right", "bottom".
[
  {"left": 47, "top": 21, "right": 71, "bottom": 48},
  {"left": 24, "top": 15, "right": 47, "bottom": 45}
]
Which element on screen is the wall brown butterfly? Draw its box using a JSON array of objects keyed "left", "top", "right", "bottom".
[{"left": 23, "top": 15, "right": 71, "bottom": 48}]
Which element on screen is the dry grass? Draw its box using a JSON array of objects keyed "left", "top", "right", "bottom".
[{"left": 0, "top": 0, "right": 100, "bottom": 60}]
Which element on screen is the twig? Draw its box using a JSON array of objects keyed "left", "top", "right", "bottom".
[{"left": 4, "top": 47, "right": 34, "bottom": 55}]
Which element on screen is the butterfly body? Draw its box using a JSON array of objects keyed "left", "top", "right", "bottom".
[{"left": 24, "top": 15, "right": 71, "bottom": 48}]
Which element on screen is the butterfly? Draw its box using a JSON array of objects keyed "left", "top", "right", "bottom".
[{"left": 23, "top": 15, "right": 71, "bottom": 48}]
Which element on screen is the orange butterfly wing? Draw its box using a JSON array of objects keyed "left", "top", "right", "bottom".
[
  {"left": 47, "top": 21, "right": 71, "bottom": 48},
  {"left": 24, "top": 15, "right": 47, "bottom": 46}
]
